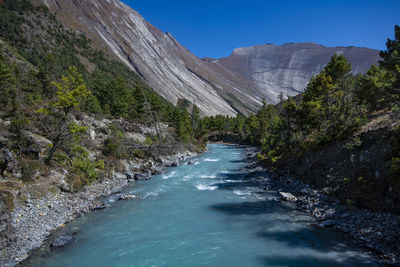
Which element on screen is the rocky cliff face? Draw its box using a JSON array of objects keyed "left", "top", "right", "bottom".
[
  {"left": 216, "top": 43, "right": 381, "bottom": 103},
  {"left": 31, "top": 0, "right": 380, "bottom": 115}
]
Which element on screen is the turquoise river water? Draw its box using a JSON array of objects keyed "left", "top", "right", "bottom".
[{"left": 27, "top": 144, "right": 379, "bottom": 267}]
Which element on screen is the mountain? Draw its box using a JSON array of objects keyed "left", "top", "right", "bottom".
[
  {"left": 30, "top": 0, "right": 240, "bottom": 116},
  {"left": 31, "top": 0, "right": 380, "bottom": 116},
  {"left": 214, "top": 43, "right": 381, "bottom": 103}
]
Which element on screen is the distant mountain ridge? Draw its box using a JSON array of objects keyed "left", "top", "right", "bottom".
[
  {"left": 215, "top": 42, "right": 380, "bottom": 103},
  {"left": 31, "top": 0, "right": 381, "bottom": 115}
]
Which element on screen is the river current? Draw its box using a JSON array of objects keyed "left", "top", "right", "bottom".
[{"left": 27, "top": 144, "right": 378, "bottom": 267}]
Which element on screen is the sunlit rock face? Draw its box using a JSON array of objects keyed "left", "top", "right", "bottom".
[
  {"left": 32, "top": 0, "right": 380, "bottom": 115},
  {"left": 216, "top": 43, "right": 380, "bottom": 103}
]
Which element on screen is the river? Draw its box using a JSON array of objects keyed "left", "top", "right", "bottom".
[{"left": 26, "top": 144, "right": 378, "bottom": 266}]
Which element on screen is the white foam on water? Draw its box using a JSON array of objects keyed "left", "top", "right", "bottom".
[
  {"left": 162, "top": 171, "right": 176, "bottom": 180},
  {"left": 195, "top": 184, "right": 217, "bottom": 191},
  {"left": 200, "top": 175, "right": 216, "bottom": 179},
  {"left": 233, "top": 190, "right": 251, "bottom": 196},
  {"left": 204, "top": 158, "right": 219, "bottom": 162},
  {"left": 193, "top": 161, "right": 200, "bottom": 165},
  {"left": 108, "top": 197, "right": 117, "bottom": 203},
  {"left": 225, "top": 179, "right": 242, "bottom": 183},
  {"left": 220, "top": 170, "right": 229, "bottom": 174},
  {"left": 143, "top": 192, "right": 159, "bottom": 198},
  {"left": 183, "top": 175, "right": 194, "bottom": 180}
]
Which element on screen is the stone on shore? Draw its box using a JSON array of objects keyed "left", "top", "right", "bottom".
[
  {"left": 118, "top": 194, "right": 140, "bottom": 200},
  {"left": 134, "top": 172, "right": 150, "bottom": 180},
  {"left": 279, "top": 192, "right": 297, "bottom": 202},
  {"left": 51, "top": 236, "right": 73, "bottom": 248}
]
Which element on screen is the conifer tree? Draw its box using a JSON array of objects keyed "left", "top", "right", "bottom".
[
  {"left": 0, "top": 52, "right": 17, "bottom": 115},
  {"left": 37, "top": 66, "right": 90, "bottom": 164}
]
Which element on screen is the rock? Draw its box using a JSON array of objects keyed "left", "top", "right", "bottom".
[
  {"left": 134, "top": 172, "right": 150, "bottom": 180},
  {"left": 322, "top": 220, "right": 334, "bottom": 227},
  {"left": 125, "top": 170, "right": 134, "bottom": 180},
  {"left": 93, "top": 203, "right": 106, "bottom": 210},
  {"left": 171, "top": 161, "right": 179, "bottom": 167},
  {"left": 51, "top": 236, "right": 73, "bottom": 248},
  {"left": 350, "top": 154, "right": 356, "bottom": 163},
  {"left": 118, "top": 194, "right": 140, "bottom": 200},
  {"left": 279, "top": 192, "right": 297, "bottom": 202},
  {"left": 151, "top": 166, "right": 163, "bottom": 175}
]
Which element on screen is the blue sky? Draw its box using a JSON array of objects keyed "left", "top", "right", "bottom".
[{"left": 121, "top": 0, "right": 400, "bottom": 59}]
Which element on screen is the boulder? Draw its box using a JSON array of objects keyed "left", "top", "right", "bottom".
[
  {"left": 51, "top": 236, "right": 73, "bottom": 248},
  {"left": 279, "top": 192, "right": 297, "bottom": 202},
  {"left": 151, "top": 166, "right": 163, "bottom": 175},
  {"left": 118, "top": 194, "right": 140, "bottom": 200},
  {"left": 134, "top": 172, "right": 150, "bottom": 180},
  {"left": 171, "top": 161, "right": 179, "bottom": 167},
  {"left": 93, "top": 202, "right": 106, "bottom": 210},
  {"left": 125, "top": 170, "right": 134, "bottom": 180}
]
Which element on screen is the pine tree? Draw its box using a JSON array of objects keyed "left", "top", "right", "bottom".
[
  {"left": 37, "top": 66, "right": 90, "bottom": 164},
  {"left": 379, "top": 25, "right": 400, "bottom": 100},
  {"left": 0, "top": 52, "right": 17, "bottom": 114},
  {"left": 324, "top": 53, "right": 352, "bottom": 83}
]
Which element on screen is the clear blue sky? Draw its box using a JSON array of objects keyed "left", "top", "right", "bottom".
[{"left": 121, "top": 0, "right": 400, "bottom": 59}]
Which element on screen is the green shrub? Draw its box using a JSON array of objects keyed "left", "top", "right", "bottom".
[
  {"left": 346, "top": 199, "right": 355, "bottom": 206},
  {"left": 132, "top": 149, "right": 144, "bottom": 159},
  {"left": 54, "top": 151, "right": 68, "bottom": 165},
  {"left": 144, "top": 136, "right": 153, "bottom": 145},
  {"left": 71, "top": 157, "right": 98, "bottom": 187},
  {"left": 103, "top": 137, "right": 127, "bottom": 159},
  {"left": 343, "top": 136, "right": 362, "bottom": 150},
  {"left": 94, "top": 159, "right": 105, "bottom": 169},
  {"left": 20, "top": 159, "right": 41, "bottom": 182}
]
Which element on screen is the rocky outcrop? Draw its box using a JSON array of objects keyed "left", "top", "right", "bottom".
[{"left": 30, "top": 0, "right": 380, "bottom": 116}]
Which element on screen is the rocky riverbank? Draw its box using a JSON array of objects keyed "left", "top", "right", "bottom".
[
  {"left": 244, "top": 148, "right": 400, "bottom": 266},
  {"left": 0, "top": 151, "right": 196, "bottom": 267}
]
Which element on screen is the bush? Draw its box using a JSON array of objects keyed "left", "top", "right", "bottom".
[
  {"left": 103, "top": 137, "right": 126, "bottom": 159},
  {"left": 54, "top": 151, "right": 68, "bottom": 165},
  {"left": 144, "top": 136, "right": 153, "bottom": 145},
  {"left": 20, "top": 159, "right": 41, "bottom": 182},
  {"left": 132, "top": 149, "right": 144, "bottom": 159},
  {"left": 70, "top": 157, "right": 98, "bottom": 190},
  {"left": 343, "top": 136, "right": 362, "bottom": 150}
]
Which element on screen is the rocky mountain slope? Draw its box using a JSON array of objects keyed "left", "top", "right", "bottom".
[
  {"left": 215, "top": 43, "right": 380, "bottom": 103},
  {"left": 31, "top": 0, "right": 240, "bottom": 116},
  {"left": 31, "top": 0, "right": 380, "bottom": 115}
]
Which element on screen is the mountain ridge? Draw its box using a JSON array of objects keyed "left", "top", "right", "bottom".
[{"left": 31, "top": 0, "right": 380, "bottom": 115}]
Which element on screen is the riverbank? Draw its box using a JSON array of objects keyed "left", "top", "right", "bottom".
[
  {"left": 0, "top": 150, "right": 196, "bottom": 267},
  {"left": 17, "top": 144, "right": 378, "bottom": 266},
  {"left": 244, "top": 149, "right": 400, "bottom": 265}
]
